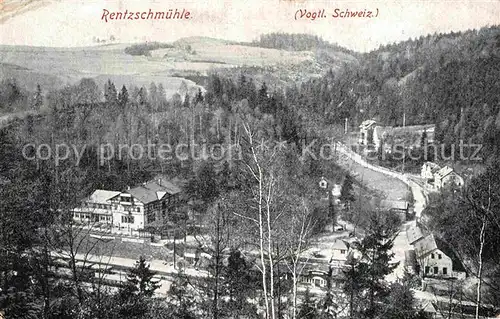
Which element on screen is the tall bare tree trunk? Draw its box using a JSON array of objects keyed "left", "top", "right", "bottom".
[
  {"left": 266, "top": 176, "right": 276, "bottom": 319},
  {"left": 475, "top": 183, "right": 491, "bottom": 319},
  {"left": 213, "top": 207, "right": 221, "bottom": 319},
  {"left": 292, "top": 263, "right": 298, "bottom": 319},
  {"left": 475, "top": 217, "right": 486, "bottom": 319},
  {"left": 258, "top": 167, "right": 270, "bottom": 318}
]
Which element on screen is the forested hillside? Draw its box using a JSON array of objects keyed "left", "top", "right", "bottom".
[
  {"left": 1, "top": 27, "right": 500, "bottom": 318},
  {"left": 274, "top": 26, "right": 500, "bottom": 164},
  {"left": 250, "top": 32, "right": 356, "bottom": 55}
]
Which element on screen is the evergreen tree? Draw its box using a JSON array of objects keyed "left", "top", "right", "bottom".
[
  {"left": 104, "top": 79, "right": 117, "bottom": 104},
  {"left": 318, "top": 268, "right": 338, "bottom": 319},
  {"left": 195, "top": 88, "right": 204, "bottom": 104},
  {"left": 339, "top": 174, "right": 355, "bottom": 209},
  {"left": 343, "top": 255, "right": 367, "bottom": 319},
  {"left": 33, "top": 84, "right": 43, "bottom": 109},
  {"left": 186, "top": 161, "right": 220, "bottom": 203},
  {"left": 221, "top": 250, "right": 258, "bottom": 318},
  {"left": 137, "top": 87, "right": 148, "bottom": 106},
  {"left": 123, "top": 256, "right": 160, "bottom": 298},
  {"left": 386, "top": 281, "right": 418, "bottom": 319},
  {"left": 343, "top": 213, "right": 399, "bottom": 319},
  {"left": 217, "top": 161, "right": 233, "bottom": 193},
  {"left": 258, "top": 82, "right": 269, "bottom": 112},
  {"left": 224, "top": 250, "right": 253, "bottom": 304},
  {"left": 168, "top": 271, "right": 197, "bottom": 319},
  {"left": 420, "top": 129, "right": 428, "bottom": 148},
  {"left": 118, "top": 85, "right": 129, "bottom": 108},
  {"left": 328, "top": 196, "right": 337, "bottom": 228},
  {"left": 298, "top": 288, "right": 318, "bottom": 319},
  {"left": 183, "top": 93, "right": 191, "bottom": 109}
]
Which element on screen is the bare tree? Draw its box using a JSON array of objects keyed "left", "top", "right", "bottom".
[{"left": 282, "top": 200, "right": 315, "bottom": 319}]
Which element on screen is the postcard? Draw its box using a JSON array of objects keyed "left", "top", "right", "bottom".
[{"left": 0, "top": 1, "right": 499, "bottom": 318}]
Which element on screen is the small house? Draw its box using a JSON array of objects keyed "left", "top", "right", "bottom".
[
  {"left": 433, "top": 166, "right": 464, "bottom": 190},
  {"left": 318, "top": 176, "right": 344, "bottom": 203},
  {"left": 330, "top": 239, "right": 349, "bottom": 268},
  {"left": 380, "top": 199, "right": 411, "bottom": 221},
  {"left": 359, "top": 119, "right": 377, "bottom": 145},
  {"left": 413, "top": 234, "right": 466, "bottom": 279},
  {"left": 421, "top": 162, "right": 441, "bottom": 181}
]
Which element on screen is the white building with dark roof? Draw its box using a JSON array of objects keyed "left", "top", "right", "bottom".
[
  {"left": 359, "top": 119, "right": 377, "bottom": 145},
  {"left": 73, "top": 189, "right": 120, "bottom": 225},
  {"left": 421, "top": 162, "right": 441, "bottom": 181},
  {"left": 433, "top": 166, "right": 464, "bottom": 190},
  {"left": 73, "top": 177, "right": 183, "bottom": 235},
  {"left": 329, "top": 239, "right": 350, "bottom": 268},
  {"left": 411, "top": 232, "right": 466, "bottom": 279}
]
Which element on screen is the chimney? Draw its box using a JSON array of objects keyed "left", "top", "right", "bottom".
[
  {"left": 158, "top": 178, "right": 162, "bottom": 186},
  {"left": 127, "top": 185, "right": 130, "bottom": 190}
]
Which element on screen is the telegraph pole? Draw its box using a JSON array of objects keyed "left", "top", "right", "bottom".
[{"left": 402, "top": 112, "right": 406, "bottom": 173}]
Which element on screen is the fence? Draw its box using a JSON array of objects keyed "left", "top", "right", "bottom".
[{"left": 335, "top": 142, "right": 410, "bottom": 186}]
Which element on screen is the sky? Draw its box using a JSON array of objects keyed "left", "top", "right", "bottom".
[{"left": 1, "top": 0, "right": 500, "bottom": 52}]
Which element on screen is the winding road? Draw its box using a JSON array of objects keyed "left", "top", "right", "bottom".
[{"left": 333, "top": 142, "right": 428, "bottom": 282}]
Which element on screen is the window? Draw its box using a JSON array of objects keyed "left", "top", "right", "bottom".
[
  {"left": 340, "top": 249, "right": 346, "bottom": 254},
  {"left": 443, "top": 267, "right": 447, "bottom": 275},
  {"left": 314, "top": 279, "right": 321, "bottom": 287},
  {"left": 121, "top": 216, "right": 134, "bottom": 224},
  {"left": 121, "top": 196, "right": 131, "bottom": 203},
  {"left": 425, "top": 266, "right": 430, "bottom": 274},
  {"left": 438, "top": 254, "right": 442, "bottom": 259},
  {"left": 433, "top": 267, "right": 438, "bottom": 274},
  {"left": 431, "top": 253, "right": 435, "bottom": 259}
]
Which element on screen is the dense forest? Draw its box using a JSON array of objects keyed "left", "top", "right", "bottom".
[
  {"left": 252, "top": 27, "right": 500, "bottom": 165},
  {"left": 1, "top": 26, "right": 500, "bottom": 318},
  {"left": 250, "top": 33, "right": 356, "bottom": 55},
  {"left": 124, "top": 42, "right": 175, "bottom": 56}
]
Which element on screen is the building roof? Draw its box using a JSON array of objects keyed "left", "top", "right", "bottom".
[
  {"left": 406, "top": 221, "right": 428, "bottom": 245},
  {"left": 423, "top": 162, "right": 441, "bottom": 173},
  {"left": 435, "top": 166, "right": 454, "bottom": 180},
  {"left": 419, "top": 302, "right": 437, "bottom": 314},
  {"left": 380, "top": 199, "right": 409, "bottom": 211},
  {"left": 301, "top": 262, "right": 331, "bottom": 275},
  {"left": 331, "top": 239, "right": 349, "bottom": 251},
  {"left": 88, "top": 190, "right": 121, "bottom": 204},
  {"left": 373, "top": 124, "right": 435, "bottom": 146},
  {"left": 359, "top": 119, "right": 377, "bottom": 130},
  {"left": 127, "top": 179, "right": 181, "bottom": 204},
  {"left": 414, "top": 234, "right": 438, "bottom": 258}
]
